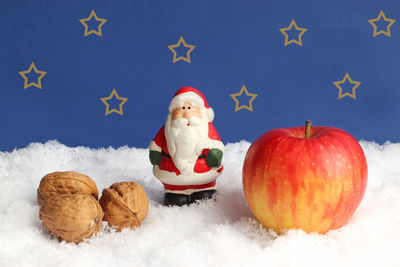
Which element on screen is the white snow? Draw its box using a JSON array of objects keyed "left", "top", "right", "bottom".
[{"left": 0, "top": 140, "right": 399, "bottom": 267}]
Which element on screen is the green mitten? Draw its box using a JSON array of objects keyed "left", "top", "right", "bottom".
[
  {"left": 206, "top": 148, "right": 223, "bottom": 167},
  {"left": 149, "top": 150, "right": 162, "bottom": 165}
]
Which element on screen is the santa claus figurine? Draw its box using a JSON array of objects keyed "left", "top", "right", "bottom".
[{"left": 149, "top": 87, "right": 224, "bottom": 206}]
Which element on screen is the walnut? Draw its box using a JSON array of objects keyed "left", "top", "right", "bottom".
[
  {"left": 99, "top": 182, "right": 149, "bottom": 232},
  {"left": 37, "top": 171, "right": 98, "bottom": 206},
  {"left": 39, "top": 193, "right": 103, "bottom": 243}
]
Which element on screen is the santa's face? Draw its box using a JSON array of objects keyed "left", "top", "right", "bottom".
[
  {"left": 165, "top": 101, "right": 209, "bottom": 174},
  {"left": 171, "top": 102, "right": 202, "bottom": 121}
]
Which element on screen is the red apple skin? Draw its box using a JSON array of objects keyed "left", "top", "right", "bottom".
[{"left": 242, "top": 126, "right": 368, "bottom": 234}]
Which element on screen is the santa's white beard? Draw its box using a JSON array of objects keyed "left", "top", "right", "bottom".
[{"left": 165, "top": 114, "right": 209, "bottom": 174}]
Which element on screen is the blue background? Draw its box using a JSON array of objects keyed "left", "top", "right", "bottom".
[{"left": 1, "top": 0, "right": 399, "bottom": 151}]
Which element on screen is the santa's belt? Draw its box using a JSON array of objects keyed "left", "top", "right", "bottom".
[
  {"left": 162, "top": 181, "right": 216, "bottom": 191},
  {"left": 161, "top": 151, "right": 206, "bottom": 159}
]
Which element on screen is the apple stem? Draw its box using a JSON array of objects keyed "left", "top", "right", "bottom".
[{"left": 305, "top": 120, "right": 312, "bottom": 138}]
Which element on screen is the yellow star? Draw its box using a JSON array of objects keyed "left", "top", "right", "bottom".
[
  {"left": 18, "top": 62, "right": 47, "bottom": 89},
  {"left": 368, "top": 10, "right": 396, "bottom": 37},
  {"left": 230, "top": 85, "right": 258, "bottom": 112},
  {"left": 100, "top": 89, "right": 128, "bottom": 115},
  {"left": 333, "top": 73, "right": 361, "bottom": 100},
  {"left": 280, "top": 19, "right": 307, "bottom": 46},
  {"left": 79, "top": 10, "right": 107, "bottom": 37},
  {"left": 168, "top": 36, "right": 196, "bottom": 63}
]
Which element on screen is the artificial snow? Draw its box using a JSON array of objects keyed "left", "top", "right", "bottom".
[{"left": 0, "top": 140, "right": 399, "bottom": 267}]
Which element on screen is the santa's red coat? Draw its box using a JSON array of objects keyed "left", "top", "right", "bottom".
[{"left": 150, "top": 122, "right": 224, "bottom": 192}]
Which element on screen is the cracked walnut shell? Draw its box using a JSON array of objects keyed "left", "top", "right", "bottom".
[
  {"left": 37, "top": 171, "right": 98, "bottom": 206},
  {"left": 39, "top": 193, "right": 103, "bottom": 243},
  {"left": 99, "top": 182, "right": 149, "bottom": 231}
]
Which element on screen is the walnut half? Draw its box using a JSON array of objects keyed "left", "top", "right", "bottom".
[
  {"left": 99, "top": 182, "right": 149, "bottom": 232},
  {"left": 37, "top": 171, "right": 98, "bottom": 206},
  {"left": 39, "top": 193, "right": 103, "bottom": 243}
]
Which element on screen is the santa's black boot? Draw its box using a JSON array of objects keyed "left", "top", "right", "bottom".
[
  {"left": 191, "top": 190, "right": 217, "bottom": 203},
  {"left": 164, "top": 193, "right": 191, "bottom": 207}
]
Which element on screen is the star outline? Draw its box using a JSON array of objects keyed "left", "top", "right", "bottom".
[
  {"left": 168, "top": 36, "right": 196, "bottom": 63},
  {"left": 230, "top": 85, "right": 258, "bottom": 112},
  {"left": 368, "top": 10, "right": 396, "bottom": 37},
  {"left": 280, "top": 19, "right": 308, "bottom": 46},
  {"left": 79, "top": 10, "right": 107, "bottom": 37},
  {"left": 18, "top": 62, "right": 47, "bottom": 89},
  {"left": 333, "top": 73, "right": 361, "bottom": 100},
  {"left": 100, "top": 88, "right": 128, "bottom": 115}
]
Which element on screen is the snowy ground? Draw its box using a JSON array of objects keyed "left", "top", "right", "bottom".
[{"left": 0, "top": 140, "right": 399, "bottom": 267}]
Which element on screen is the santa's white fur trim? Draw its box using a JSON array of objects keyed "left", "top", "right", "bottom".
[
  {"left": 153, "top": 166, "right": 223, "bottom": 187},
  {"left": 149, "top": 140, "right": 161, "bottom": 152},
  {"left": 205, "top": 139, "right": 224, "bottom": 152},
  {"left": 169, "top": 92, "right": 204, "bottom": 111},
  {"left": 169, "top": 91, "right": 215, "bottom": 122},
  {"left": 206, "top": 107, "right": 214, "bottom": 122}
]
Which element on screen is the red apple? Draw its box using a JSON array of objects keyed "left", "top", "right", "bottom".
[{"left": 242, "top": 121, "right": 368, "bottom": 234}]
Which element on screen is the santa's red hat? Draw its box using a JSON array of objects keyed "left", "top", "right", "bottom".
[{"left": 168, "top": 87, "right": 215, "bottom": 122}]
